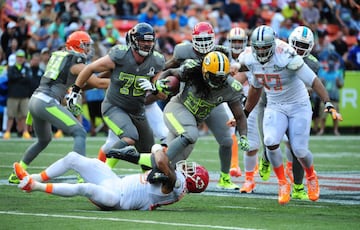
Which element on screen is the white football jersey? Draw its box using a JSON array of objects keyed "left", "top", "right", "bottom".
[
  {"left": 238, "top": 39, "right": 316, "bottom": 105},
  {"left": 117, "top": 170, "right": 186, "bottom": 210}
]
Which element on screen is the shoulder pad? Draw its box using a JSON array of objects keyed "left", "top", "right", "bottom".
[
  {"left": 286, "top": 55, "right": 304, "bottom": 71},
  {"left": 228, "top": 77, "right": 243, "bottom": 92},
  {"left": 108, "top": 45, "right": 128, "bottom": 64}
]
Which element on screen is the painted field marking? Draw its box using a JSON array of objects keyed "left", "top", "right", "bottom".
[{"left": 0, "top": 211, "right": 260, "bottom": 230}]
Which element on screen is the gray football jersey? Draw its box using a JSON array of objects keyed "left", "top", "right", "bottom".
[
  {"left": 104, "top": 45, "right": 165, "bottom": 115},
  {"left": 172, "top": 76, "right": 243, "bottom": 121},
  {"left": 34, "top": 50, "right": 86, "bottom": 102}
]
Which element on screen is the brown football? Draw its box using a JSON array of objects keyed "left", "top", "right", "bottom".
[{"left": 165, "top": 76, "right": 180, "bottom": 94}]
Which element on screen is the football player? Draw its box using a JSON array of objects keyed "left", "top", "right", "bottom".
[
  {"left": 158, "top": 51, "right": 249, "bottom": 182},
  {"left": 239, "top": 25, "right": 342, "bottom": 204},
  {"left": 69, "top": 23, "right": 168, "bottom": 170},
  {"left": 164, "top": 22, "right": 247, "bottom": 190},
  {"left": 8, "top": 31, "right": 110, "bottom": 184},
  {"left": 14, "top": 144, "right": 209, "bottom": 210}
]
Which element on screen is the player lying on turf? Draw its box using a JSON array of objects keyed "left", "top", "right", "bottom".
[{"left": 13, "top": 144, "right": 209, "bottom": 211}]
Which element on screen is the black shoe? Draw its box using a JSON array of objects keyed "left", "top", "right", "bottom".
[{"left": 106, "top": 146, "right": 140, "bottom": 164}]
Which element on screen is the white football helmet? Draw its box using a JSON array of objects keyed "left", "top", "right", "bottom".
[
  {"left": 288, "top": 26, "right": 314, "bottom": 57},
  {"left": 192, "top": 22, "right": 215, "bottom": 55},
  {"left": 227, "top": 27, "right": 248, "bottom": 55},
  {"left": 250, "top": 25, "right": 276, "bottom": 63},
  {"left": 176, "top": 160, "right": 209, "bottom": 193}
]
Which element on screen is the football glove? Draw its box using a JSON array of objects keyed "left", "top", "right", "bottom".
[
  {"left": 147, "top": 169, "right": 169, "bottom": 184},
  {"left": 238, "top": 135, "right": 250, "bottom": 151},
  {"left": 66, "top": 85, "right": 82, "bottom": 116},
  {"left": 138, "top": 78, "right": 156, "bottom": 92},
  {"left": 155, "top": 79, "right": 171, "bottom": 95},
  {"left": 324, "top": 102, "right": 343, "bottom": 121}
]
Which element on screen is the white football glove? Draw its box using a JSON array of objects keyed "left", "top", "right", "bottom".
[
  {"left": 66, "top": 86, "right": 82, "bottom": 116},
  {"left": 138, "top": 79, "right": 156, "bottom": 92}
]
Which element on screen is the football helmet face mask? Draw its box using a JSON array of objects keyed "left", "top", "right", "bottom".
[
  {"left": 192, "top": 22, "right": 215, "bottom": 55},
  {"left": 176, "top": 160, "right": 209, "bottom": 193},
  {"left": 227, "top": 27, "right": 248, "bottom": 55},
  {"left": 129, "top": 22, "right": 155, "bottom": 57},
  {"left": 202, "top": 51, "right": 230, "bottom": 89},
  {"left": 66, "top": 31, "right": 92, "bottom": 58},
  {"left": 288, "top": 26, "right": 314, "bottom": 57},
  {"left": 250, "top": 25, "right": 276, "bottom": 64}
]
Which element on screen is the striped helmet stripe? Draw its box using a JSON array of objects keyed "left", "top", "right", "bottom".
[
  {"left": 257, "top": 26, "right": 265, "bottom": 41},
  {"left": 216, "top": 52, "right": 224, "bottom": 72},
  {"left": 302, "top": 27, "right": 308, "bottom": 39}
]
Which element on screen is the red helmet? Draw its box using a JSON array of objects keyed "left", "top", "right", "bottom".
[
  {"left": 176, "top": 160, "right": 209, "bottom": 193},
  {"left": 66, "top": 31, "right": 92, "bottom": 55},
  {"left": 192, "top": 22, "right": 215, "bottom": 54}
]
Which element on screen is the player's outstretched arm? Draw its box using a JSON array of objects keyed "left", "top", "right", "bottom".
[{"left": 152, "top": 145, "right": 177, "bottom": 194}]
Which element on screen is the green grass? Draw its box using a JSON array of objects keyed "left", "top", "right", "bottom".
[{"left": 1, "top": 135, "right": 360, "bottom": 230}]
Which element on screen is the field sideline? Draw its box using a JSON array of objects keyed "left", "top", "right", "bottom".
[{"left": 1, "top": 135, "right": 359, "bottom": 230}]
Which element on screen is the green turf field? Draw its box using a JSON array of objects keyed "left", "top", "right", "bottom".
[{"left": 1, "top": 135, "right": 359, "bottom": 230}]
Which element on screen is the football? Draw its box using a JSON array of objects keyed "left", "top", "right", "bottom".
[{"left": 164, "top": 76, "right": 180, "bottom": 95}]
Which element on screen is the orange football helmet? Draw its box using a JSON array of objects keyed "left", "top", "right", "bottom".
[{"left": 65, "top": 31, "right": 92, "bottom": 55}]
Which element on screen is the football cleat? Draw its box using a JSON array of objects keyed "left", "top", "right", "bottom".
[
  {"left": 8, "top": 173, "right": 20, "bottom": 184},
  {"left": 217, "top": 173, "right": 240, "bottom": 190},
  {"left": 107, "top": 146, "right": 140, "bottom": 164},
  {"left": 240, "top": 178, "right": 255, "bottom": 193},
  {"left": 230, "top": 166, "right": 242, "bottom": 177},
  {"left": 278, "top": 180, "right": 291, "bottom": 205},
  {"left": 292, "top": 183, "right": 309, "bottom": 200},
  {"left": 18, "top": 175, "right": 34, "bottom": 192},
  {"left": 307, "top": 172, "right": 320, "bottom": 201},
  {"left": 259, "top": 157, "right": 271, "bottom": 181},
  {"left": 13, "top": 162, "right": 29, "bottom": 180}
]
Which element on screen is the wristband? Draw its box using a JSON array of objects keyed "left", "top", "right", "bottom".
[{"left": 72, "top": 84, "right": 81, "bottom": 93}]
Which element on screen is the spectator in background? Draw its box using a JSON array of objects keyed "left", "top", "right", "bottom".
[
  {"left": 48, "top": 14, "right": 66, "bottom": 43},
  {"left": 315, "top": 0, "right": 336, "bottom": 24},
  {"left": 302, "top": 0, "right": 320, "bottom": 27},
  {"left": 23, "top": 1, "right": 40, "bottom": 34},
  {"left": 313, "top": 30, "right": 335, "bottom": 59},
  {"left": 78, "top": 0, "right": 99, "bottom": 22},
  {"left": 334, "top": 0, "right": 354, "bottom": 35},
  {"left": 96, "top": 0, "right": 116, "bottom": 20},
  {"left": 3, "top": 49, "right": 32, "bottom": 140},
  {"left": 224, "top": 0, "right": 243, "bottom": 22},
  {"left": 1, "top": 21, "right": 21, "bottom": 60},
  {"left": 31, "top": 18, "right": 51, "bottom": 53},
  {"left": 248, "top": 7, "right": 264, "bottom": 30},
  {"left": 242, "top": 0, "right": 259, "bottom": 22},
  {"left": 346, "top": 34, "right": 360, "bottom": 70},
  {"left": 39, "top": 48, "right": 50, "bottom": 71},
  {"left": 5, "top": 0, "right": 26, "bottom": 22},
  {"left": 282, "top": 0, "right": 301, "bottom": 20},
  {"left": 138, "top": 5, "right": 159, "bottom": 27},
  {"left": 47, "top": 30, "right": 65, "bottom": 52},
  {"left": 331, "top": 31, "right": 350, "bottom": 58},
  {"left": 166, "top": 6, "right": 189, "bottom": 33},
  {"left": 29, "top": 53, "right": 44, "bottom": 95},
  {"left": 100, "top": 22, "right": 124, "bottom": 49},
  {"left": 215, "top": 7, "right": 232, "bottom": 35},
  {"left": 271, "top": 7, "right": 285, "bottom": 35},
  {"left": 278, "top": 18, "right": 295, "bottom": 42},
  {"left": 61, "top": 2, "right": 81, "bottom": 26},
  {"left": 317, "top": 54, "right": 344, "bottom": 136},
  {"left": 138, "top": 0, "right": 159, "bottom": 14},
  {"left": 16, "top": 17, "right": 30, "bottom": 50},
  {"left": 39, "top": 0, "right": 57, "bottom": 22},
  {"left": 7, "top": 38, "right": 19, "bottom": 66},
  {"left": 115, "top": 0, "right": 137, "bottom": 20}
]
